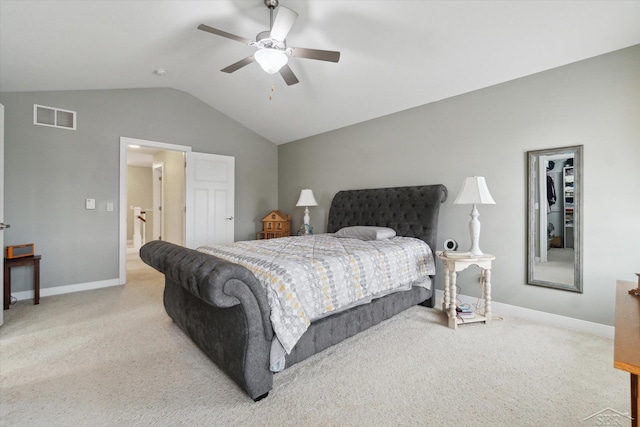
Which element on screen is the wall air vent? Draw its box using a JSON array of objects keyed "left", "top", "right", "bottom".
[{"left": 33, "top": 104, "right": 76, "bottom": 130}]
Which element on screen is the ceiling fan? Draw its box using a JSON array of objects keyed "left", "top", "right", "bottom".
[{"left": 198, "top": 0, "right": 340, "bottom": 86}]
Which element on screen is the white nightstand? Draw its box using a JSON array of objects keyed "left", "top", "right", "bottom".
[{"left": 436, "top": 251, "right": 495, "bottom": 329}]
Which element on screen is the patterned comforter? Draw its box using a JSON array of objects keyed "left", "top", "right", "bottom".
[{"left": 197, "top": 234, "right": 435, "bottom": 354}]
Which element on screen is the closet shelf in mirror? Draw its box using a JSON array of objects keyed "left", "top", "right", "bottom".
[{"left": 563, "top": 165, "right": 575, "bottom": 249}]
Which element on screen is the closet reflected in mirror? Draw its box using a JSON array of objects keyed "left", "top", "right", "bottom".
[{"left": 527, "top": 145, "right": 583, "bottom": 292}]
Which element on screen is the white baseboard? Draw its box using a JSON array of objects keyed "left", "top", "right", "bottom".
[
  {"left": 12, "top": 278, "right": 121, "bottom": 301},
  {"left": 435, "top": 290, "right": 614, "bottom": 339}
]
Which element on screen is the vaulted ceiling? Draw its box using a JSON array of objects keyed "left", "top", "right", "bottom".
[{"left": 1, "top": 1, "right": 639, "bottom": 144}]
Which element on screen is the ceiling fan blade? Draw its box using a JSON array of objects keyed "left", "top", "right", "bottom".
[
  {"left": 270, "top": 6, "right": 298, "bottom": 42},
  {"left": 289, "top": 47, "right": 340, "bottom": 63},
  {"left": 197, "top": 24, "right": 253, "bottom": 45},
  {"left": 279, "top": 64, "right": 299, "bottom": 86},
  {"left": 221, "top": 56, "right": 256, "bottom": 73}
]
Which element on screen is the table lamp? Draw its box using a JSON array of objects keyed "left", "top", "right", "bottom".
[
  {"left": 296, "top": 189, "right": 318, "bottom": 235},
  {"left": 453, "top": 176, "right": 495, "bottom": 256}
]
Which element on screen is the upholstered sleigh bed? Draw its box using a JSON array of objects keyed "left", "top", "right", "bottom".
[{"left": 140, "top": 184, "right": 447, "bottom": 401}]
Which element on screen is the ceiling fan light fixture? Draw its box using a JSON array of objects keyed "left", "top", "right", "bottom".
[
  {"left": 254, "top": 48, "right": 288, "bottom": 74},
  {"left": 197, "top": 1, "right": 339, "bottom": 86}
]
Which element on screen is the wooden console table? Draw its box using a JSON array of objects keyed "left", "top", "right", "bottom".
[
  {"left": 3, "top": 255, "right": 41, "bottom": 310},
  {"left": 614, "top": 280, "right": 640, "bottom": 427}
]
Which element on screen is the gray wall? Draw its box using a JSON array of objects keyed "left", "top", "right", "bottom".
[
  {"left": 278, "top": 45, "right": 640, "bottom": 326},
  {"left": 1, "top": 88, "right": 278, "bottom": 292}
]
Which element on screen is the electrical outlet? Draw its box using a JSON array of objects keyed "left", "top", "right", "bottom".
[
  {"left": 86, "top": 198, "right": 95, "bottom": 210},
  {"left": 106, "top": 203, "right": 114, "bottom": 212}
]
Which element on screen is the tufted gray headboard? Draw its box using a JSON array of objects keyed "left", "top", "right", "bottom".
[{"left": 326, "top": 184, "right": 448, "bottom": 252}]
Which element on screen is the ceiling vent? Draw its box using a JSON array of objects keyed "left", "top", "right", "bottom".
[{"left": 33, "top": 104, "right": 76, "bottom": 130}]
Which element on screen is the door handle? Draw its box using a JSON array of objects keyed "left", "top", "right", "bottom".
[
  {"left": 0, "top": 223, "right": 10, "bottom": 230},
  {"left": 225, "top": 216, "right": 234, "bottom": 220}
]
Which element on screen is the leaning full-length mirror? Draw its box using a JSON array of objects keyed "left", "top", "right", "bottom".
[{"left": 527, "top": 145, "right": 583, "bottom": 292}]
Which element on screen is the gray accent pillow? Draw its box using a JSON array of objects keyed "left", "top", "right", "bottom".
[{"left": 334, "top": 226, "right": 396, "bottom": 240}]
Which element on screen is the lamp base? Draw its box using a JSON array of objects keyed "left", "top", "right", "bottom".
[
  {"left": 467, "top": 204, "right": 483, "bottom": 256},
  {"left": 303, "top": 207, "right": 311, "bottom": 235}
]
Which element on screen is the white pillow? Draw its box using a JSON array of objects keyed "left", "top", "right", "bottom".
[{"left": 334, "top": 226, "right": 396, "bottom": 241}]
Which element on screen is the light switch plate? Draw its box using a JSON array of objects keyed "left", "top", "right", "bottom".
[{"left": 86, "top": 198, "right": 96, "bottom": 210}]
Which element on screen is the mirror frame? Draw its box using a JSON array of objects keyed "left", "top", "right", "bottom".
[{"left": 527, "top": 145, "right": 583, "bottom": 292}]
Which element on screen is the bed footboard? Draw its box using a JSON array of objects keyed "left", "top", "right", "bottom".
[{"left": 140, "top": 240, "right": 274, "bottom": 400}]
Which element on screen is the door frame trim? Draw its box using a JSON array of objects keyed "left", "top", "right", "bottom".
[
  {"left": 1, "top": 103, "right": 4, "bottom": 326},
  {"left": 152, "top": 162, "right": 165, "bottom": 242},
  {"left": 119, "top": 137, "right": 191, "bottom": 285}
]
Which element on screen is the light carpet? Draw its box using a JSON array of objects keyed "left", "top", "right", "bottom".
[{"left": 0, "top": 255, "right": 631, "bottom": 426}]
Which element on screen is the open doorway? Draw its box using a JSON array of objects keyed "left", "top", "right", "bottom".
[
  {"left": 127, "top": 149, "right": 155, "bottom": 254},
  {"left": 119, "top": 137, "right": 191, "bottom": 284}
]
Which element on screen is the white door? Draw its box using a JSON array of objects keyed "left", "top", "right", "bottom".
[
  {"left": 185, "top": 152, "right": 235, "bottom": 248},
  {"left": 0, "top": 104, "right": 5, "bottom": 326}
]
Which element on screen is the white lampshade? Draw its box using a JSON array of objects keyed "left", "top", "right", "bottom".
[
  {"left": 453, "top": 176, "right": 496, "bottom": 205},
  {"left": 296, "top": 189, "right": 318, "bottom": 207},
  {"left": 254, "top": 48, "right": 288, "bottom": 74}
]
